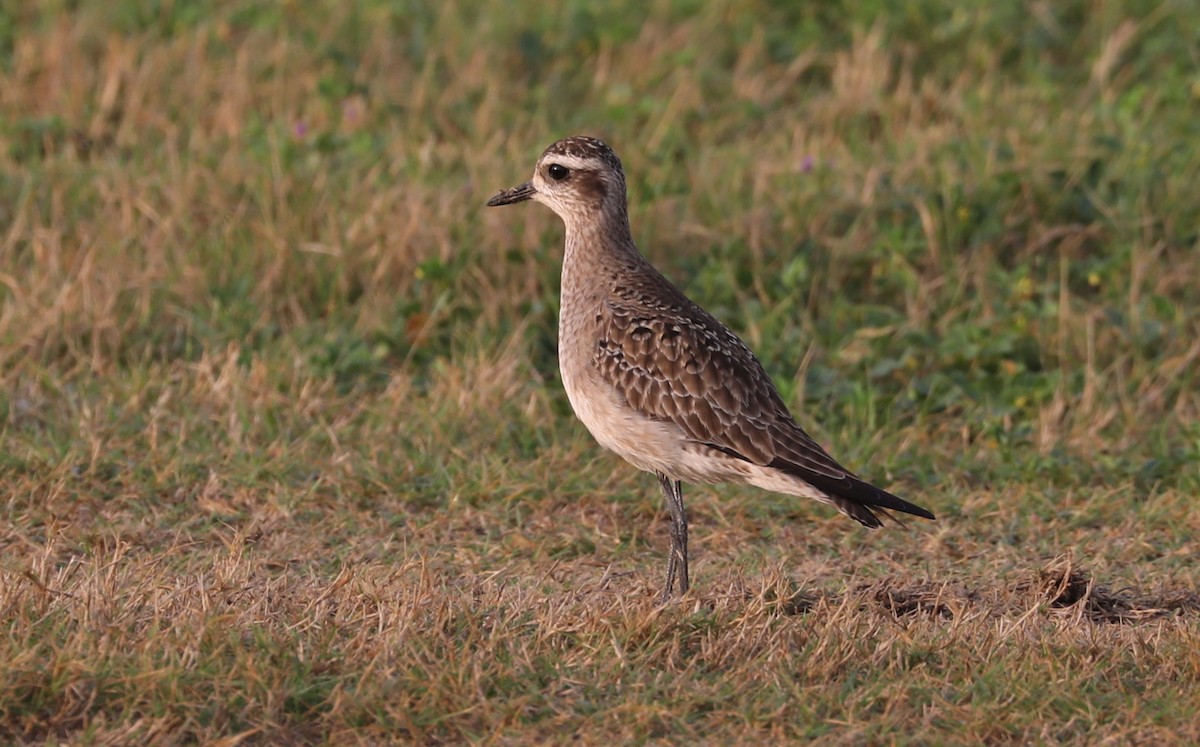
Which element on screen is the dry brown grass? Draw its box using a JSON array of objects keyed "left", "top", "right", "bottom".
[
  {"left": 2, "top": 1, "right": 1200, "bottom": 744},
  {"left": 4, "top": 529, "right": 1200, "bottom": 744}
]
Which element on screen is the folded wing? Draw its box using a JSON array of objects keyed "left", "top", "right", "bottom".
[{"left": 593, "top": 274, "right": 934, "bottom": 525}]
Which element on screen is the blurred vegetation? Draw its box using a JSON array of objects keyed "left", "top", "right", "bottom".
[{"left": 1, "top": 0, "right": 1198, "bottom": 743}]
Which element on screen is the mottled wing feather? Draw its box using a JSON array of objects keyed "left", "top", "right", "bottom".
[
  {"left": 592, "top": 268, "right": 936, "bottom": 525},
  {"left": 594, "top": 279, "right": 851, "bottom": 481}
]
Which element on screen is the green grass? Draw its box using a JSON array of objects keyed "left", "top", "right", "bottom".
[{"left": 2, "top": 0, "right": 1200, "bottom": 743}]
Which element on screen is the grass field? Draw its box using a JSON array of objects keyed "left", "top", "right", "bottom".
[{"left": 2, "top": 0, "right": 1200, "bottom": 743}]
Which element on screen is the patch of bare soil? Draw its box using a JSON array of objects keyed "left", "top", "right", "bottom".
[{"left": 1030, "top": 557, "right": 1200, "bottom": 623}]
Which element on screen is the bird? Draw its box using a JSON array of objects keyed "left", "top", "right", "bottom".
[{"left": 487, "top": 136, "right": 935, "bottom": 602}]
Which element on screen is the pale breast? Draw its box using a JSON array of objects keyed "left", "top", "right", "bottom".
[
  {"left": 559, "top": 345, "right": 756, "bottom": 486},
  {"left": 556, "top": 234, "right": 749, "bottom": 482},
  {"left": 559, "top": 354, "right": 674, "bottom": 471}
]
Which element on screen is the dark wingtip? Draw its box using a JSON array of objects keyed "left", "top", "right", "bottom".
[
  {"left": 768, "top": 457, "right": 935, "bottom": 523},
  {"left": 852, "top": 478, "right": 936, "bottom": 522},
  {"left": 837, "top": 486, "right": 934, "bottom": 531}
]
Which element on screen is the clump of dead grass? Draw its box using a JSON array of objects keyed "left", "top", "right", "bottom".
[{"left": 1032, "top": 556, "right": 1200, "bottom": 624}]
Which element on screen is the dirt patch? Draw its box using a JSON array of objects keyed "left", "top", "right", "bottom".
[
  {"left": 866, "top": 581, "right": 962, "bottom": 619},
  {"left": 833, "top": 560, "right": 1200, "bottom": 625},
  {"left": 851, "top": 578, "right": 984, "bottom": 620},
  {"left": 1032, "top": 558, "right": 1200, "bottom": 623}
]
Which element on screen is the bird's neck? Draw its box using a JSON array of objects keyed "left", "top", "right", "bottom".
[
  {"left": 563, "top": 208, "right": 636, "bottom": 268},
  {"left": 561, "top": 211, "right": 640, "bottom": 313}
]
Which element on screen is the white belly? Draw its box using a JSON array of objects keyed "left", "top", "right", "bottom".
[
  {"left": 560, "top": 362, "right": 679, "bottom": 475},
  {"left": 559, "top": 361, "right": 755, "bottom": 486},
  {"left": 555, "top": 283, "right": 750, "bottom": 486}
]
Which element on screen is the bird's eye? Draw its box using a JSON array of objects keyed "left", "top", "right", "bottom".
[{"left": 547, "top": 163, "right": 570, "bottom": 181}]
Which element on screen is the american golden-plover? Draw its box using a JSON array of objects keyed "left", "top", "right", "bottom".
[{"left": 487, "top": 136, "right": 935, "bottom": 601}]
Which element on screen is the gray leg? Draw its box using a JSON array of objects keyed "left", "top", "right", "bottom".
[{"left": 657, "top": 473, "right": 689, "bottom": 601}]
